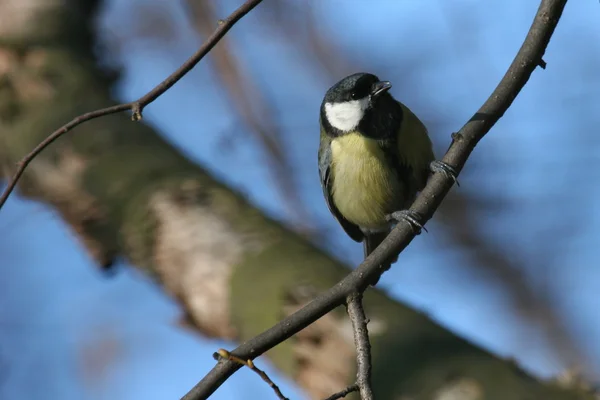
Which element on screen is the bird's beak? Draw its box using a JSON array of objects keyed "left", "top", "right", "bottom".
[{"left": 371, "top": 81, "right": 392, "bottom": 97}]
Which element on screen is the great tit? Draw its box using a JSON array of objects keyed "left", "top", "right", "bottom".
[{"left": 318, "top": 72, "right": 452, "bottom": 276}]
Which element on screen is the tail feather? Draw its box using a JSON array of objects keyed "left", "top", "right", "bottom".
[{"left": 363, "top": 231, "right": 397, "bottom": 285}]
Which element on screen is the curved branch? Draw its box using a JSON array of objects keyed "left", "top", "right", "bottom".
[
  {"left": 0, "top": 0, "right": 264, "bottom": 210},
  {"left": 181, "top": 0, "right": 568, "bottom": 398}
]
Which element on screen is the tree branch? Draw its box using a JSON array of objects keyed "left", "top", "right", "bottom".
[
  {"left": 346, "top": 293, "right": 374, "bottom": 400},
  {"left": 181, "top": 0, "right": 568, "bottom": 398},
  {"left": 322, "top": 385, "right": 359, "bottom": 400},
  {"left": 214, "top": 349, "right": 289, "bottom": 400},
  {"left": 0, "top": 0, "right": 264, "bottom": 210}
]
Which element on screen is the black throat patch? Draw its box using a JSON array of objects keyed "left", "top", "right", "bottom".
[
  {"left": 320, "top": 95, "right": 404, "bottom": 140},
  {"left": 359, "top": 95, "right": 404, "bottom": 140}
]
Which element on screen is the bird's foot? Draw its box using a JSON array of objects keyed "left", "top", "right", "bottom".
[
  {"left": 430, "top": 160, "right": 460, "bottom": 186},
  {"left": 386, "top": 210, "right": 427, "bottom": 234}
]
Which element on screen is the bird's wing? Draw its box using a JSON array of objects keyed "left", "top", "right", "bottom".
[
  {"left": 319, "top": 129, "right": 364, "bottom": 243},
  {"left": 377, "top": 102, "right": 435, "bottom": 207},
  {"left": 376, "top": 134, "right": 416, "bottom": 210},
  {"left": 395, "top": 102, "right": 435, "bottom": 191}
]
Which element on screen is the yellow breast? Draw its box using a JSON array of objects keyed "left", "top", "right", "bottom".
[{"left": 330, "top": 133, "right": 402, "bottom": 230}]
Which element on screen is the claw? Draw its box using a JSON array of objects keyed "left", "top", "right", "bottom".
[
  {"left": 386, "top": 210, "right": 427, "bottom": 234},
  {"left": 430, "top": 160, "right": 460, "bottom": 186}
]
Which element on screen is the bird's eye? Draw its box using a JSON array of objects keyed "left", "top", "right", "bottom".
[{"left": 350, "top": 92, "right": 358, "bottom": 100}]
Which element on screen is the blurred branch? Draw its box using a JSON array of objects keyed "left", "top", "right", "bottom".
[
  {"left": 440, "top": 190, "right": 591, "bottom": 369},
  {"left": 182, "top": 0, "right": 568, "bottom": 398},
  {"left": 186, "top": 0, "right": 314, "bottom": 231},
  {"left": 0, "top": 0, "right": 264, "bottom": 211},
  {"left": 256, "top": 0, "right": 352, "bottom": 78},
  {"left": 257, "top": 0, "right": 430, "bottom": 86}
]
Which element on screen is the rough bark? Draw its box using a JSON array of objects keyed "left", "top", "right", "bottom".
[{"left": 0, "top": 0, "right": 593, "bottom": 399}]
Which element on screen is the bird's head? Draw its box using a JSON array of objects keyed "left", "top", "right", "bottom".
[{"left": 321, "top": 72, "right": 392, "bottom": 133}]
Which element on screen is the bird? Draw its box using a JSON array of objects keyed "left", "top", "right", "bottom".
[{"left": 318, "top": 72, "right": 454, "bottom": 281}]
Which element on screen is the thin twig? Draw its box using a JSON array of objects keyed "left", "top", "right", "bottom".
[
  {"left": 181, "top": 1, "right": 567, "bottom": 399},
  {"left": 214, "top": 349, "right": 289, "bottom": 400},
  {"left": 346, "top": 293, "right": 374, "bottom": 400},
  {"left": 322, "top": 384, "right": 359, "bottom": 400},
  {"left": 0, "top": 0, "right": 264, "bottom": 211}
]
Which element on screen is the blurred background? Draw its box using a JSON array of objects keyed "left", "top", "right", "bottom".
[{"left": 1, "top": 0, "right": 600, "bottom": 398}]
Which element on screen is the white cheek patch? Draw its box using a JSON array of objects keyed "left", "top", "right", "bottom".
[{"left": 324, "top": 98, "right": 369, "bottom": 132}]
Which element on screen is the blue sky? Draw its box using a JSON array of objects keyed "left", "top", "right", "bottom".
[{"left": 2, "top": 0, "right": 600, "bottom": 399}]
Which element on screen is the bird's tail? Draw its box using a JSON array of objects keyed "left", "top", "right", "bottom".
[{"left": 363, "top": 231, "right": 397, "bottom": 285}]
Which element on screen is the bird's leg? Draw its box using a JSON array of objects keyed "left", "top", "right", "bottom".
[
  {"left": 386, "top": 210, "right": 426, "bottom": 234},
  {"left": 386, "top": 162, "right": 458, "bottom": 234},
  {"left": 430, "top": 160, "right": 460, "bottom": 186}
]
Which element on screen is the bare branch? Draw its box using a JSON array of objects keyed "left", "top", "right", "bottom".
[
  {"left": 346, "top": 293, "right": 373, "bottom": 400},
  {"left": 322, "top": 385, "right": 359, "bottom": 400},
  {"left": 214, "top": 349, "right": 289, "bottom": 400},
  {"left": 181, "top": 1, "right": 568, "bottom": 399},
  {"left": 0, "top": 0, "right": 264, "bottom": 210}
]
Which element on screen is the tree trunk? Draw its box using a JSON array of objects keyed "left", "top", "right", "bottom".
[{"left": 0, "top": 0, "right": 593, "bottom": 399}]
